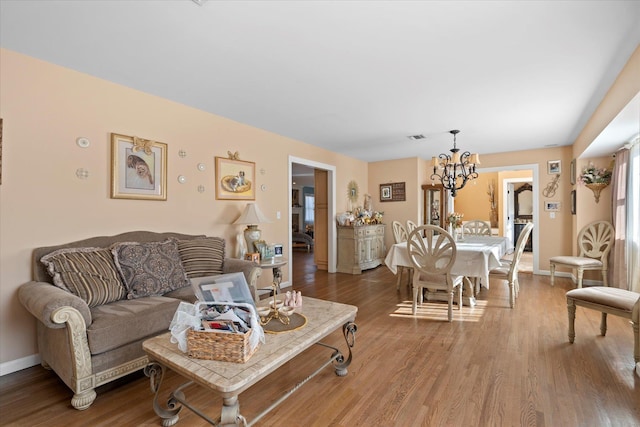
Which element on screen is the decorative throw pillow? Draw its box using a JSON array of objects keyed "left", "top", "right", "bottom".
[
  {"left": 112, "top": 239, "right": 189, "bottom": 299},
  {"left": 177, "top": 237, "right": 225, "bottom": 278},
  {"left": 40, "top": 247, "right": 127, "bottom": 307}
]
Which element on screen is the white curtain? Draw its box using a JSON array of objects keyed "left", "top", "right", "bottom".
[{"left": 611, "top": 140, "right": 640, "bottom": 292}]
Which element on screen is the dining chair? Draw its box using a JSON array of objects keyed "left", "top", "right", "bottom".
[
  {"left": 392, "top": 221, "right": 412, "bottom": 289},
  {"left": 489, "top": 222, "right": 534, "bottom": 308},
  {"left": 550, "top": 220, "right": 614, "bottom": 288},
  {"left": 406, "top": 220, "right": 418, "bottom": 234},
  {"left": 462, "top": 219, "right": 492, "bottom": 236},
  {"left": 407, "top": 225, "right": 470, "bottom": 322}
]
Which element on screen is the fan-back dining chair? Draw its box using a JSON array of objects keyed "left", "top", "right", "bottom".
[
  {"left": 550, "top": 220, "right": 614, "bottom": 288},
  {"left": 406, "top": 220, "right": 418, "bottom": 234},
  {"left": 489, "top": 222, "right": 534, "bottom": 308},
  {"left": 392, "top": 221, "right": 412, "bottom": 289},
  {"left": 462, "top": 219, "right": 492, "bottom": 236},
  {"left": 407, "top": 225, "right": 470, "bottom": 322}
]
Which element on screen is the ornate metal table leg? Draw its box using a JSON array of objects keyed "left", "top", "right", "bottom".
[
  {"left": 144, "top": 363, "right": 181, "bottom": 427},
  {"left": 219, "top": 395, "right": 246, "bottom": 427},
  {"left": 333, "top": 321, "right": 357, "bottom": 376}
]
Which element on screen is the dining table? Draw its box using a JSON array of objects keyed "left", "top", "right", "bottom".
[{"left": 384, "top": 235, "right": 513, "bottom": 306}]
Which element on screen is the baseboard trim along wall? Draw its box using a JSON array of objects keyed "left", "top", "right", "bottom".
[{"left": 1, "top": 353, "right": 40, "bottom": 377}]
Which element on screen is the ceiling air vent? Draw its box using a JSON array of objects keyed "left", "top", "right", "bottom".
[{"left": 407, "top": 134, "right": 426, "bottom": 140}]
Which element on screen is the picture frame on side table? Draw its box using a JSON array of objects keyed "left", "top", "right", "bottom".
[
  {"left": 215, "top": 156, "right": 256, "bottom": 200},
  {"left": 245, "top": 252, "right": 260, "bottom": 262},
  {"left": 272, "top": 243, "right": 283, "bottom": 257},
  {"left": 547, "top": 160, "right": 561, "bottom": 175},
  {"left": 110, "top": 133, "right": 167, "bottom": 200}
]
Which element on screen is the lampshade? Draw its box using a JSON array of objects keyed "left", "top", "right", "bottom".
[{"left": 233, "top": 203, "right": 270, "bottom": 226}]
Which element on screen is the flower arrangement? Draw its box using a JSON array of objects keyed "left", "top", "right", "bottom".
[
  {"left": 579, "top": 163, "right": 612, "bottom": 185},
  {"left": 446, "top": 212, "right": 464, "bottom": 229}
]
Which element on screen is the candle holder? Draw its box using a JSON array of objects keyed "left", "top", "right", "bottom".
[{"left": 258, "top": 269, "right": 292, "bottom": 326}]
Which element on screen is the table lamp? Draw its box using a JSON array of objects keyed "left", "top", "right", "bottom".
[{"left": 233, "top": 203, "right": 271, "bottom": 253}]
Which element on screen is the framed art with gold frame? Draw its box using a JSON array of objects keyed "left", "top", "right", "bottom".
[
  {"left": 110, "top": 133, "right": 167, "bottom": 200},
  {"left": 215, "top": 156, "right": 255, "bottom": 200}
]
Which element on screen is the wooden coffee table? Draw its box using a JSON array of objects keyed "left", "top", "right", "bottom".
[{"left": 143, "top": 297, "right": 357, "bottom": 426}]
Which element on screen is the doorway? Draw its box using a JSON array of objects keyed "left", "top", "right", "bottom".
[
  {"left": 289, "top": 156, "right": 336, "bottom": 284},
  {"left": 479, "top": 164, "right": 540, "bottom": 274}
]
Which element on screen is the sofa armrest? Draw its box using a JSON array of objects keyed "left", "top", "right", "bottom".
[
  {"left": 223, "top": 258, "right": 262, "bottom": 300},
  {"left": 18, "top": 281, "right": 92, "bottom": 328}
]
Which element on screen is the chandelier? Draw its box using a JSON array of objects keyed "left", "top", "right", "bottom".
[{"left": 430, "top": 130, "right": 480, "bottom": 197}]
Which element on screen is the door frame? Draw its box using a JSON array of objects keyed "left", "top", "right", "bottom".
[
  {"left": 288, "top": 156, "right": 337, "bottom": 278},
  {"left": 478, "top": 164, "right": 540, "bottom": 274}
]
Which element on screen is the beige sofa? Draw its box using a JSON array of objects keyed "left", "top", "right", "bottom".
[{"left": 18, "top": 231, "right": 261, "bottom": 410}]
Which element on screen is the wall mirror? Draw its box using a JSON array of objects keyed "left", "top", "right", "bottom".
[{"left": 514, "top": 183, "right": 533, "bottom": 219}]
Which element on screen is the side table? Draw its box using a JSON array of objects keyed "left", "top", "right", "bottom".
[{"left": 259, "top": 258, "right": 287, "bottom": 295}]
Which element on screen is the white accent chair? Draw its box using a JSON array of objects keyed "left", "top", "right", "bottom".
[
  {"left": 550, "top": 220, "right": 614, "bottom": 288},
  {"left": 407, "top": 225, "right": 471, "bottom": 322},
  {"left": 462, "top": 219, "right": 492, "bottom": 236},
  {"left": 406, "top": 220, "right": 418, "bottom": 235},
  {"left": 490, "top": 222, "right": 534, "bottom": 308},
  {"left": 392, "top": 221, "right": 412, "bottom": 289}
]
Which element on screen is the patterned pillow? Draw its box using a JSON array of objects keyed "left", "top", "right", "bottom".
[
  {"left": 112, "top": 239, "right": 189, "bottom": 299},
  {"left": 177, "top": 237, "right": 225, "bottom": 278},
  {"left": 40, "top": 247, "right": 127, "bottom": 307}
]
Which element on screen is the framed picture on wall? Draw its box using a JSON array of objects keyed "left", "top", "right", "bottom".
[
  {"left": 570, "top": 159, "right": 576, "bottom": 185},
  {"left": 110, "top": 133, "right": 167, "bottom": 200},
  {"left": 215, "top": 156, "right": 256, "bottom": 200},
  {"left": 544, "top": 200, "right": 561, "bottom": 211},
  {"left": 547, "top": 160, "right": 561, "bottom": 175},
  {"left": 380, "top": 182, "right": 406, "bottom": 202},
  {"left": 380, "top": 184, "right": 392, "bottom": 201},
  {"left": 571, "top": 190, "right": 576, "bottom": 215}
]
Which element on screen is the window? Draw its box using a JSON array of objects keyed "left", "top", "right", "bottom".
[{"left": 304, "top": 194, "right": 315, "bottom": 223}]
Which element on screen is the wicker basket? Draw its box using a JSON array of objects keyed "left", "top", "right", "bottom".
[{"left": 187, "top": 327, "right": 257, "bottom": 363}]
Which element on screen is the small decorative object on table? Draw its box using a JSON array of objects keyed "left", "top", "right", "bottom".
[
  {"left": 446, "top": 212, "right": 464, "bottom": 241},
  {"left": 244, "top": 252, "right": 260, "bottom": 262},
  {"left": 579, "top": 163, "right": 612, "bottom": 203}
]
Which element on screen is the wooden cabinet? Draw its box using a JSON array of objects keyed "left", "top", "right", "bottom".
[
  {"left": 422, "top": 184, "right": 447, "bottom": 228},
  {"left": 336, "top": 224, "right": 386, "bottom": 274},
  {"left": 514, "top": 222, "right": 533, "bottom": 252}
]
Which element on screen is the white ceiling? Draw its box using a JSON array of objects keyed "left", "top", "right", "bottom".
[{"left": 1, "top": 0, "right": 639, "bottom": 162}]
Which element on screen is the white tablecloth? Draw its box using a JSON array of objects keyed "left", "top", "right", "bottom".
[{"left": 384, "top": 235, "right": 513, "bottom": 289}]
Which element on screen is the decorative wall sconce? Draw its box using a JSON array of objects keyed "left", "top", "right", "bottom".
[{"left": 585, "top": 182, "right": 608, "bottom": 203}]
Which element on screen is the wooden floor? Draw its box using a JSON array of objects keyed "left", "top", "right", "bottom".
[{"left": 1, "top": 252, "right": 638, "bottom": 426}]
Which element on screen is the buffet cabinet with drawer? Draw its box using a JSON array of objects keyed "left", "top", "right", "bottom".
[{"left": 336, "top": 224, "right": 386, "bottom": 274}]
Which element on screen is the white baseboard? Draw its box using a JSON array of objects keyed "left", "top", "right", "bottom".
[
  {"left": 536, "top": 271, "right": 604, "bottom": 287},
  {"left": 0, "top": 353, "right": 40, "bottom": 377}
]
